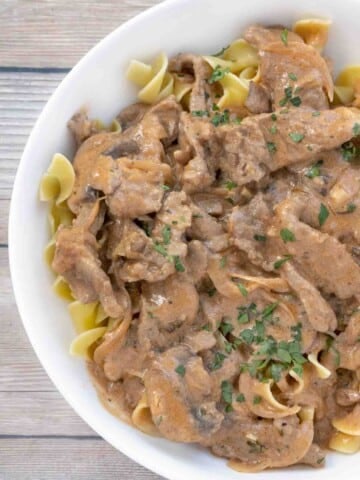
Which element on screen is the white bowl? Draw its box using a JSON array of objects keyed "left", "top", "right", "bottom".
[{"left": 9, "top": 0, "right": 360, "bottom": 478}]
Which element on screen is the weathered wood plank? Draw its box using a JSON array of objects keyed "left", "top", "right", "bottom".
[
  {"left": 0, "top": 71, "right": 66, "bottom": 208},
  {"left": 0, "top": 248, "right": 56, "bottom": 392},
  {"left": 0, "top": 438, "right": 164, "bottom": 479},
  {"left": 0, "top": 0, "right": 162, "bottom": 68},
  {"left": 0, "top": 391, "right": 95, "bottom": 436}
]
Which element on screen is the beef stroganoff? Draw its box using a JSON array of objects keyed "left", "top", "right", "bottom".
[{"left": 40, "top": 19, "right": 360, "bottom": 472}]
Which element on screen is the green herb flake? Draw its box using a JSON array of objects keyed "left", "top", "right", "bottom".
[
  {"left": 290, "top": 96, "right": 302, "bottom": 107},
  {"left": 305, "top": 160, "right": 323, "bottom": 179},
  {"left": 254, "top": 234, "right": 267, "bottom": 242},
  {"left": 161, "top": 184, "right": 170, "bottom": 191},
  {"left": 270, "top": 124, "right": 278, "bottom": 134},
  {"left": 240, "top": 328, "right": 255, "bottom": 345},
  {"left": 221, "top": 380, "right": 233, "bottom": 405},
  {"left": 220, "top": 320, "right": 234, "bottom": 336},
  {"left": 288, "top": 72, "right": 297, "bottom": 81},
  {"left": 262, "top": 302, "right": 279, "bottom": 319},
  {"left": 208, "top": 66, "right": 230, "bottom": 84},
  {"left": 207, "top": 286, "right": 217, "bottom": 297},
  {"left": 191, "top": 109, "right": 209, "bottom": 117},
  {"left": 202, "top": 323, "right": 212, "bottom": 331},
  {"left": 274, "top": 255, "right": 293, "bottom": 269},
  {"left": 289, "top": 132, "right": 305, "bottom": 143},
  {"left": 210, "top": 352, "right": 227, "bottom": 371},
  {"left": 153, "top": 242, "right": 168, "bottom": 257},
  {"left": 212, "top": 109, "right": 230, "bottom": 126},
  {"left": 173, "top": 255, "right": 185, "bottom": 272},
  {"left": 316, "top": 457, "right": 325, "bottom": 465},
  {"left": 236, "top": 393, "right": 245, "bottom": 403},
  {"left": 175, "top": 364, "right": 186, "bottom": 377},
  {"left": 280, "top": 228, "right": 296, "bottom": 243},
  {"left": 271, "top": 363, "right": 284, "bottom": 382},
  {"left": 220, "top": 256, "right": 227, "bottom": 268},
  {"left": 347, "top": 203, "right": 357, "bottom": 213},
  {"left": 281, "top": 28, "right": 289, "bottom": 46},
  {"left": 271, "top": 113, "right": 277, "bottom": 121},
  {"left": 353, "top": 123, "right": 360, "bottom": 136},
  {"left": 162, "top": 225, "right": 171, "bottom": 245},
  {"left": 224, "top": 180, "right": 238, "bottom": 190},
  {"left": 312, "top": 111, "right": 321, "bottom": 117},
  {"left": 253, "top": 395, "right": 262, "bottom": 405},
  {"left": 341, "top": 141, "right": 359, "bottom": 162},
  {"left": 267, "top": 142, "right": 277, "bottom": 154},
  {"left": 318, "top": 203, "right": 329, "bottom": 227},
  {"left": 237, "top": 283, "right": 248, "bottom": 297}
]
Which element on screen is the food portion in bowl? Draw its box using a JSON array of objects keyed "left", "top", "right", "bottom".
[{"left": 39, "top": 19, "right": 360, "bottom": 472}]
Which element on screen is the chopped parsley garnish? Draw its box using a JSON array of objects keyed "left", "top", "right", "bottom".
[
  {"left": 191, "top": 110, "right": 209, "bottom": 117},
  {"left": 267, "top": 141, "right": 277, "bottom": 154},
  {"left": 280, "top": 228, "right": 296, "bottom": 243},
  {"left": 274, "top": 255, "right": 293, "bottom": 269},
  {"left": 212, "top": 103, "right": 220, "bottom": 111},
  {"left": 208, "top": 66, "right": 230, "bottom": 84},
  {"left": 305, "top": 160, "right": 323, "bottom": 179},
  {"left": 221, "top": 380, "right": 233, "bottom": 406},
  {"left": 288, "top": 72, "right": 297, "bottom": 81},
  {"left": 212, "top": 109, "right": 230, "bottom": 126},
  {"left": 262, "top": 302, "right": 279, "bottom": 319},
  {"left": 224, "top": 180, "right": 238, "bottom": 190},
  {"left": 161, "top": 184, "right": 170, "bottom": 191},
  {"left": 289, "top": 132, "right": 305, "bottom": 143},
  {"left": 279, "top": 86, "right": 301, "bottom": 107},
  {"left": 153, "top": 242, "right": 168, "bottom": 257},
  {"left": 280, "top": 28, "right": 289, "bottom": 46},
  {"left": 341, "top": 141, "right": 359, "bottom": 162},
  {"left": 162, "top": 225, "right": 171, "bottom": 245},
  {"left": 290, "top": 96, "right": 302, "bottom": 107},
  {"left": 318, "top": 203, "right": 329, "bottom": 227},
  {"left": 237, "top": 303, "right": 257, "bottom": 324},
  {"left": 325, "top": 336, "right": 341, "bottom": 367},
  {"left": 312, "top": 111, "right": 321, "bottom": 117},
  {"left": 220, "top": 256, "right": 227, "bottom": 268},
  {"left": 317, "top": 457, "right": 325, "bottom": 465},
  {"left": 254, "top": 234, "right": 267, "bottom": 242},
  {"left": 253, "top": 395, "right": 262, "bottom": 405},
  {"left": 210, "top": 352, "right": 227, "bottom": 371},
  {"left": 270, "top": 124, "right": 277, "bottom": 134},
  {"left": 347, "top": 203, "right": 357, "bottom": 213},
  {"left": 220, "top": 319, "right": 234, "bottom": 336},
  {"left": 175, "top": 364, "right": 186, "bottom": 377},
  {"left": 236, "top": 283, "right": 248, "bottom": 297},
  {"left": 271, "top": 113, "right": 277, "bottom": 121},
  {"left": 173, "top": 255, "right": 185, "bottom": 272},
  {"left": 236, "top": 393, "right": 245, "bottom": 403},
  {"left": 247, "top": 439, "right": 265, "bottom": 454},
  {"left": 353, "top": 123, "right": 360, "bottom": 136}
]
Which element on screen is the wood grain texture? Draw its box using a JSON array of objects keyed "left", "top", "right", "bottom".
[
  {"left": 0, "top": 438, "right": 164, "bottom": 479},
  {"left": 1, "top": 1, "right": 165, "bottom": 478},
  {"left": 0, "top": 0, "right": 163, "bottom": 68}
]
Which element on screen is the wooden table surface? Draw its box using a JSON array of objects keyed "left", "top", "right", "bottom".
[{"left": 0, "top": 1, "right": 165, "bottom": 478}]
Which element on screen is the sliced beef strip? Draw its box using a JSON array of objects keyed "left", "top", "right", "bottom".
[
  {"left": 144, "top": 344, "right": 223, "bottom": 442},
  {"left": 174, "top": 112, "right": 222, "bottom": 194},
  {"left": 68, "top": 110, "right": 104, "bottom": 146},
  {"left": 221, "top": 107, "right": 360, "bottom": 186},
  {"left": 52, "top": 201, "right": 126, "bottom": 318},
  {"left": 245, "top": 81, "right": 271, "bottom": 114},
  {"left": 169, "top": 53, "right": 214, "bottom": 112},
  {"left": 244, "top": 24, "right": 333, "bottom": 110},
  {"left": 281, "top": 263, "right": 337, "bottom": 333},
  {"left": 204, "top": 411, "right": 314, "bottom": 471},
  {"left": 275, "top": 191, "right": 360, "bottom": 299},
  {"left": 110, "top": 221, "right": 175, "bottom": 283},
  {"left": 138, "top": 274, "right": 200, "bottom": 352},
  {"left": 68, "top": 96, "right": 181, "bottom": 215},
  {"left": 116, "top": 102, "right": 149, "bottom": 130}
]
